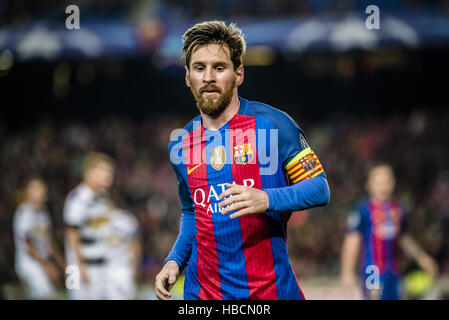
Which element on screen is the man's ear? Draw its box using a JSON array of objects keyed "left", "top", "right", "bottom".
[
  {"left": 185, "top": 66, "right": 191, "bottom": 87},
  {"left": 236, "top": 64, "right": 244, "bottom": 86}
]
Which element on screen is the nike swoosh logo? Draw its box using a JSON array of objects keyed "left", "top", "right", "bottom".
[{"left": 187, "top": 162, "right": 205, "bottom": 175}]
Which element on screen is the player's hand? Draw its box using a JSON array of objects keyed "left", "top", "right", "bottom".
[
  {"left": 43, "top": 262, "right": 61, "bottom": 285},
  {"left": 340, "top": 273, "right": 359, "bottom": 300},
  {"left": 218, "top": 183, "right": 269, "bottom": 219},
  {"left": 155, "top": 260, "right": 180, "bottom": 300},
  {"left": 341, "top": 272, "right": 357, "bottom": 289},
  {"left": 418, "top": 255, "right": 439, "bottom": 277}
]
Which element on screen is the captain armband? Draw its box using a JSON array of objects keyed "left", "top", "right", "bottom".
[{"left": 285, "top": 147, "right": 324, "bottom": 184}]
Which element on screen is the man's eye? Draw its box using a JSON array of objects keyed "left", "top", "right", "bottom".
[
  {"left": 216, "top": 66, "right": 224, "bottom": 71},
  {"left": 195, "top": 66, "right": 204, "bottom": 71}
]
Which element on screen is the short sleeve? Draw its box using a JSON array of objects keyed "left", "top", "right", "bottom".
[
  {"left": 128, "top": 212, "right": 140, "bottom": 237},
  {"left": 13, "top": 207, "right": 33, "bottom": 240},
  {"left": 63, "top": 194, "right": 85, "bottom": 227},
  {"left": 347, "top": 209, "right": 364, "bottom": 233}
]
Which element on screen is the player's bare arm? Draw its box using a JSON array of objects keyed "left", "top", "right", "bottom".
[
  {"left": 155, "top": 260, "right": 180, "bottom": 300},
  {"left": 25, "top": 238, "right": 61, "bottom": 284},
  {"left": 50, "top": 237, "right": 66, "bottom": 272},
  {"left": 399, "top": 234, "right": 439, "bottom": 277},
  {"left": 218, "top": 183, "right": 269, "bottom": 219},
  {"left": 66, "top": 227, "right": 89, "bottom": 284},
  {"left": 340, "top": 232, "right": 361, "bottom": 289},
  {"left": 24, "top": 238, "right": 47, "bottom": 266},
  {"left": 131, "top": 237, "right": 142, "bottom": 282}
]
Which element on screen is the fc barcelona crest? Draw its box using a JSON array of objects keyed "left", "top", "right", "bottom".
[
  {"left": 300, "top": 154, "right": 317, "bottom": 172},
  {"left": 211, "top": 146, "right": 226, "bottom": 171},
  {"left": 233, "top": 143, "right": 254, "bottom": 165}
]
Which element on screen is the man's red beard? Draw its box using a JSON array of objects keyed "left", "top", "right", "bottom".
[{"left": 190, "top": 78, "right": 236, "bottom": 119}]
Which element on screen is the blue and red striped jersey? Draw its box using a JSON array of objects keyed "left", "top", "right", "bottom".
[
  {"left": 166, "top": 97, "right": 330, "bottom": 300},
  {"left": 347, "top": 197, "right": 408, "bottom": 277}
]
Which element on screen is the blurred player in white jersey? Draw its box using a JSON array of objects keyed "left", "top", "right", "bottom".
[
  {"left": 13, "top": 177, "right": 65, "bottom": 299},
  {"left": 105, "top": 208, "right": 141, "bottom": 299},
  {"left": 63, "top": 152, "right": 115, "bottom": 299}
]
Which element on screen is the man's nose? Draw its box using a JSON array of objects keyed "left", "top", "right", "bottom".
[{"left": 203, "top": 66, "right": 215, "bottom": 83}]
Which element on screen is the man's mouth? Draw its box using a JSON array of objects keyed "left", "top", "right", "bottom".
[{"left": 201, "top": 87, "right": 220, "bottom": 95}]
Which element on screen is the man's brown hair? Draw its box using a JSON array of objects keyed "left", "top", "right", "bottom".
[
  {"left": 365, "top": 162, "right": 394, "bottom": 180},
  {"left": 182, "top": 21, "right": 246, "bottom": 70},
  {"left": 81, "top": 151, "right": 115, "bottom": 175}
]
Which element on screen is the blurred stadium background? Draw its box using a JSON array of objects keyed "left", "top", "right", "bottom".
[{"left": 1, "top": 0, "right": 449, "bottom": 299}]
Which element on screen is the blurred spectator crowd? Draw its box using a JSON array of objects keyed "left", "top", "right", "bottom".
[
  {"left": 163, "top": 0, "right": 449, "bottom": 18},
  {"left": 1, "top": 0, "right": 449, "bottom": 27},
  {"left": 0, "top": 106, "right": 448, "bottom": 289}
]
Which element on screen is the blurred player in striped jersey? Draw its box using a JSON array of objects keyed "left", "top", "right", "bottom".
[
  {"left": 63, "top": 152, "right": 115, "bottom": 299},
  {"left": 341, "top": 163, "right": 439, "bottom": 299},
  {"left": 155, "top": 21, "right": 330, "bottom": 300},
  {"left": 13, "top": 177, "right": 65, "bottom": 299}
]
